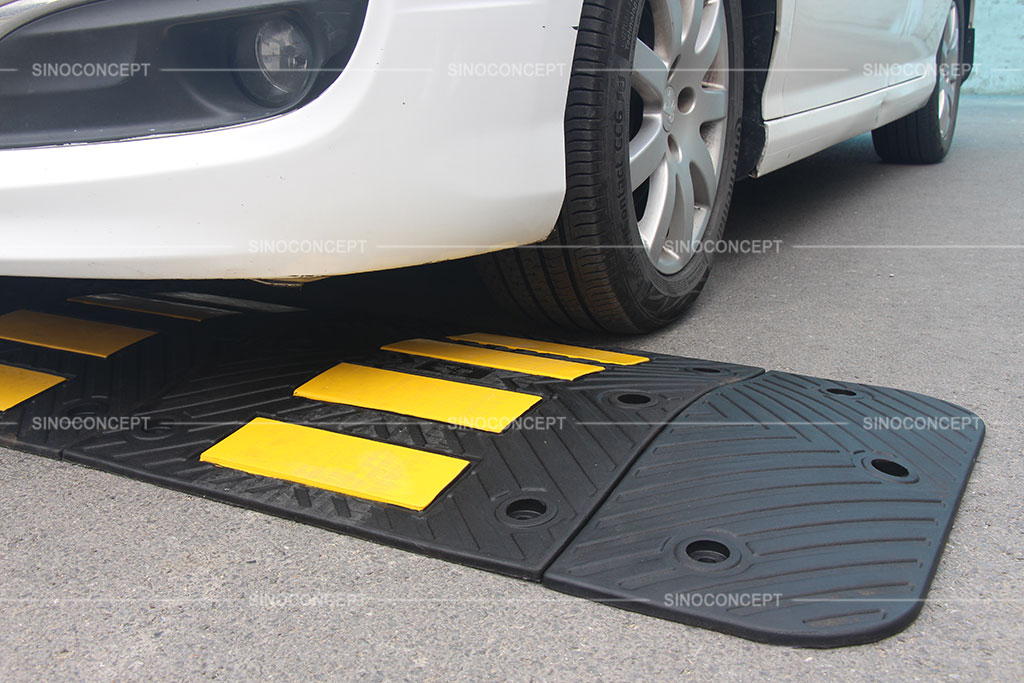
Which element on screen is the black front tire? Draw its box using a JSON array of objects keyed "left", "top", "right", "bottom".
[{"left": 480, "top": 0, "right": 744, "bottom": 334}]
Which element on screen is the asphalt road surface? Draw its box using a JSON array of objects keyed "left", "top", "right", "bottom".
[{"left": 1, "top": 96, "right": 1021, "bottom": 681}]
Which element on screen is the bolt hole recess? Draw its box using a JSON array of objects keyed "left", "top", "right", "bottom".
[
  {"left": 685, "top": 540, "right": 732, "bottom": 564},
  {"left": 615, "top": 393, "right": 654, "bottom": 406},
  {"left": 140, "top": 420, "right": 175, "bottom": 435},
  {"left": 504, "top": 498, "right": 548, "bottom": 522},
  {"left": 64, "top": 400, "right": 108, "bottom": 419},
  {"left": 689, "top": 367, "right": 724, "bottom": 374},
  {"left": 871, "top": 458, "right": 911, "bottom": 479},
  {"left": 826, "top": 387, "right": 858, "bottom": 397}
]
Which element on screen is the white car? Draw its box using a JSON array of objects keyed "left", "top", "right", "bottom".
[{"left": 0, "top": 0, "right": 974, "bottom": 331}]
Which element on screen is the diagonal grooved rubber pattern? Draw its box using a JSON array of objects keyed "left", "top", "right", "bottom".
[
  {"left": 543, "top": 371, "right": 984, "bottom": 647},
  {"left": 0, "top": 300, "right": 985, "bottom": 644},
  {"left": 60, "top": 340, "right": 760, "bottom": 578}
]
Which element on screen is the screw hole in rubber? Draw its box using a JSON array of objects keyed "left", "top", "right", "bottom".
[
  {"left": 858, "top": 453, "right": 919, "bottom": 483},
  {"left": 615, "top": 392, "right": 654, "bottom": 407},
  {"left": 685, "top": 540, "right": 732, "bottom": 564},
  {"left": 871, "top": 458, "right": 911, "bottom": 479},
  {"left": 498, "top": 496, "right": 557, "bottom": 527},
  {"left": 64, "top": 400, "right": 109, "bottom": 419},
  {"left": 506, "top": 498, "right": 547, "bottom": 521}
]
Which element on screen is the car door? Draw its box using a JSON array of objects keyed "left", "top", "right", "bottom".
[
  {"left": 884, "top": 0, "right": 952, "bottom": 87},
  {"left": 765, "top": 0, "right": 927, "bottom": 118}
]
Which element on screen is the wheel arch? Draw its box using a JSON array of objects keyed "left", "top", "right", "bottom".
[
  {"left": 961, "top": 0, "right": 975, "bottom": 82},
  {"left": 736, "top": 0, "right": 777, "bottom": 177}
]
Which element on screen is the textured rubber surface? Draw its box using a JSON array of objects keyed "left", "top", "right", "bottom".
[
  {"left": 545, "top": 371, "right": 985, "bottom": 647},
  {"left": 0, "top": 303, "right": 221, "bottom": 457},
  {"left": 63, "top": 344, "right": 758, "bottom": 578},
  {"left": 0, "top": 294, "right": 985, "bottom": 645}
]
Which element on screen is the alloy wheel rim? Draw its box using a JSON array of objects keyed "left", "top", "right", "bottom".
[
  {"left": 628, "top": 0, "right": 730, "bottom": 275},
  {"left": 937, "top": 1, "right": 960, "bottom": 140}
]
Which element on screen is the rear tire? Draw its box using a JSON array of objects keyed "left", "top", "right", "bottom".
[
  {"left": 872, "top": 0, "right": 964, "bottom": 164},
  {"left": 480, "top": 0, "right": 744, "bottom": 333}
]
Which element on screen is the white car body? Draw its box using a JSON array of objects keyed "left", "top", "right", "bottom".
[{"left": 0, "top": 0, "right": 969, "bottom": 279}]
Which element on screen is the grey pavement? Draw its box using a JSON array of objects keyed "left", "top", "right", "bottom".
[{"left": 1, "top": 96, "right": 1021, "bottom": 681}]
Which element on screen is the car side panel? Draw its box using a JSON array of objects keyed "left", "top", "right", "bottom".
[
  {"left": 886, "top": 0, "right": 951, "bottom": 86},
  {"left": 765, "top": 0, "right": 953, "bottom": 112},
  {"left": 755, "top": 0, "right": 950, "bottom": 175}
]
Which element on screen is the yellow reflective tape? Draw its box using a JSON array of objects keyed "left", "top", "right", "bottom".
[
  {"left": 69, "top": 293, "right": 236, "bottom": 322},
  {"left": 0, "top": 365, "right": 65, "bottom": 411},
  {"left": 0, "top": 310, "right": 156, "bottom": 358},
  {"left": 200, "top": 417, "right": 469, "bottom": 511},
  {"left": 382, "top": 339, "right": 604, "bottom": 380},
  {"left": 449, "top": 333, "right": 649, "bottom": 366},
  {"left": 294, "top": 363, "right": 540, "bottom": 433}
]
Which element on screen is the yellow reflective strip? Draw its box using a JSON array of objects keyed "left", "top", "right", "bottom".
[
  {"left": 294, "top": 363, "right": 540, "bottom": 433},
  {"left": 0, "top": 365, "right": 65, "bottom": 411},
  {"left": 200, "top": 417, "right": 469, "bottom": 511},
  {"left": 449, "top": 333, "right": 649, "bottom": 366},
  {"left": 69, "top": 294, "right": 236, "bottom": 322},
  {"left": 382, "top": 339, "right": 604, "bottom": 380},
  {"left": 0, "top": 310, "right": 156, "bottom": 358}
]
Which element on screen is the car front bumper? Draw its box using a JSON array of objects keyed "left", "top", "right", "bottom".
[{"left": 0, "top": 0, "right": 584, "bottom": 279}]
